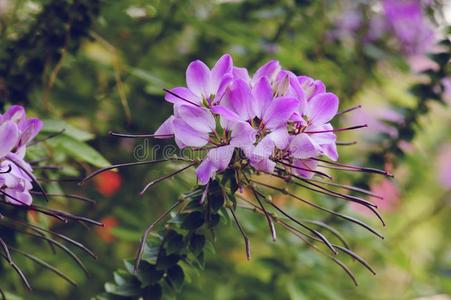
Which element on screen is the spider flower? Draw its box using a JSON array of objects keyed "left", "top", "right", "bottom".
[
  {"left": 152, "top": 55, "right": 347, "bottom": 184},
  {"left": 0, "top": 105, "right": 42, "bottom": 205},
  {"left": 93, "top": 55, "right": 393, "bottom": 292}
]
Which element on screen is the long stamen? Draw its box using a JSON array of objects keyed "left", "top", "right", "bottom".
[
  {"left": 28, "top": 129, "right": 66, "bottom": 146},
  {"left": 0, "top": 253, "right": 31, "bottom": 290},
  {"left": 290, "top": 176, "right": 378, "bottom": 208},
  {"left": 276, "top": 161, "right": 332, "bottom": 179},
  {"left": 109, "top": 132, "right": 174, "bottom": 139},
  {"left": 277, "top": 221, "right": 358, "bottom": 286},
  {"left": 81, "top": 157, "right": 192, "bottom": 184},
  {"left": 139, "top": 162, "right": 196, "bottom": 195},
  {"left": 163, "top": 88, "right": 201, "bottom": 107},
  {"left": 1, "top": 224, "right": 90, "bottom": 277},
  {"left": 336, "top": 104, "right": 362, "bottom": 116},
  {"left": 253, "top": 188, "right": 338, "bottom": 255},
  {"left": 228, "top": 207, "right": 251, "bottom": 260},
  {"left": 134, "top": 199, "right": 184, "bottom": 271},
  {"left": 303, "top": 178, "right": 383, "bottom": 199},
  {"left": 303, "top": 124, "right": 367, "bottom": 134},
  {"left": 293, "top": 176, "right": 386, "bottom": 226},
  {"left": 8, "top": 218, "right": 96, "bottom": 259},
  {"left": 312, "top": 158, "right": 393, "bottom": 177},
  {"left": 36, "top": 177, "right": 82, "bottom": 183},
  {"left": 11, "top": 247, "right": 77, "bottom": 287},
  {"left": 30, "top": 192, "right": 96, "bottom": 205},
  {"left": 336, "top": 141, "right": 357, "bottom": 146},
  {"left": 0, "top": 237, "right": 12, "bottom": 264},
  {"left": 250, "top": 186, "right": 277, "bottom": 242},
  {"left": 252, "top": 180, "right": 384, "bottom": 238},
  {"left": 7, "top": 158, "right": 49, "bottom": 202}
]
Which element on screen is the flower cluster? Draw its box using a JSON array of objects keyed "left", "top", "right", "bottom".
[
  {"left": 329, "top": 0, "right": 435, "bottom": 58},
  {"left": 154, "top": 55, "right": 341, "bottom": 185},
  {"left": 0, "top": 105, "right": 42, "bottom": 205}
]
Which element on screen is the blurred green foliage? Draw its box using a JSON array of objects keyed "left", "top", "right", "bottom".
[{"left": 0, "top": 0, "right": 450, "bottom": 299}]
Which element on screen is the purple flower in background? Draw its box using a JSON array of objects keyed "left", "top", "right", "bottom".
[
  {"left": 0, "top": 105, "right": 42, "bottom": 205},
  {"left": 437, "top": 143, "right": 451, "bottom": 190},
  {"left": 329, "top": 0, "right": 436, "bottom": 60},
  {"left": 383, "top": 0, "right": 435, "bottom": 56}
]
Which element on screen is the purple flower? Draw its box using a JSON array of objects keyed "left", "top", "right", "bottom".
[
  {"left": 164, "top": 54, "right": 233, "bottom": 107},
  {"left": 0, "top": 105, "right": 42, "bottom": 205},
  {"left": 383, "top": 0, "right": 436, "bottom": 56},
  {"left": 154, "top": 55, "right": 345, "bottom": 184}
]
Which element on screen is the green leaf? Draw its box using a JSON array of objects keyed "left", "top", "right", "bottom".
[
  {"left": 164, "top": 230, "right": 185, "bottom": 255},
  {"left": 166, "top": 265, "right": 184, "bottom": 291},
  {"left": 209, "top": 214, "right": 220, "bottom": 227},
  {"left": 142, "top": 284, "right": 162, "bottom": 300},
  {"left": 104, "top": 281, "right": 141, "bottom": 297},
  {"left": 41, "top": 119, "right": 94, "bottom": 141},
  {"left": 156, "top": 250, "right": 181, "bottom": 270},
  {"left": 181, "top": 212, "right": 204, "bottom": 230},
  {"left": 54, "top": 135, "right": 110, "bottom": 168},
  {"left": 136, "top": 261, "right": 164, "bottom": 287},
  {"left": 189, "top": 234, "right": 205, "bottom": 256}
]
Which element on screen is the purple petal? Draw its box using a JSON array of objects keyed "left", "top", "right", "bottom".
[
  {"left": 3, "top": 105, "right": 25, "bottom": 124},
  {"left": 196, "top": 158, "right": 217, "bottom": 185},
  {"left": 0, "top": 121, "right": 19, "bottom": 158},
  {"left": 268, "top": 127, "right": 289, "bottom": 149},
  {"left": 253, "top": 135, "right": 275, "bottom": 159},
  {"left": 207, "top": 145, "right": 235, "bottom": 170},
  {"left": 230, "top": 122, "right": 257, "bottom": 147},
  {"left": 305, "top": 92, "right": 339, "bottom": 125},
  {"left": 321, "top": 143, "right": 338, "bottom": 161},
  {"left": 186, "top": 60, "right": 211, "bottom": 97},
  {"left": 273, "top": 70, "right": 294, "bottom": 96},
  {"left": 211, "top": 54, "right": 233, "bottom": 92},
  {"left": 253, "top": 60, "right": 281, "bottom": 82},
  {"left": 298, "top": 76, "right": 326, "bottom": 99},
  {"left": 289, "top": 133, "right": 318, "bottom": 159},
  {"left": 252, "top": 77, "right": 273, "bottom": 118},
  {"left": 250, "top": 157, "right": 276, "bottom": 173},
  {"left": 308, "top": 124, "right": 337, "bottom": 144},
  {"left": 232, "top": 67, "right": 250, "bottom": 82},
  {"left": 165, "top": 87, "right": 201, "bottom": 106},
  {"left": 293, "top": 159, "right": 318, "bottom": 179},
  {"left": 4, "top": 189, "right": 32, "bottom": 206},
  {"left": 262, "top": 96, "right": 299, "bottom": 130},
  {"left": 154, "top": 116, "right": 175, "bottom": 138},
  {"left": 173, "top": 119, "right": 209, "bottom": 148},
  {"left": 220, "top": 79, "right": 253, "bottom": 120},
  {"left": 174, "top": 104, "right": 215, "bottom": 133},
  {"left": 288, "top": 76, "right": 306, "bottom": 114},
  {"left": 214, "top": 74, "right": 233, "bottom": 105},
  {"left": 211, "top": 105, "right": 242, "bottom": 122},
  {"left": 19, "top": 118, "right": 42, "bottom": 146}
]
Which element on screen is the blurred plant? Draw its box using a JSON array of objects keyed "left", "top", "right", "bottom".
[
  {"left": 367, "top": 37, "right": 450, "bottom": 170},
  {"left": 85, "top": 55, "right": 393, "bottom": 299},
  {"left": 0, "top": 0, "right": 102, "bottom": 105}
]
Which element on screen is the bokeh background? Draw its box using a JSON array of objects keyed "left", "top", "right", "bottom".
[{"left": 0, "top": 0, "right": 450, "bottom": 299}]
